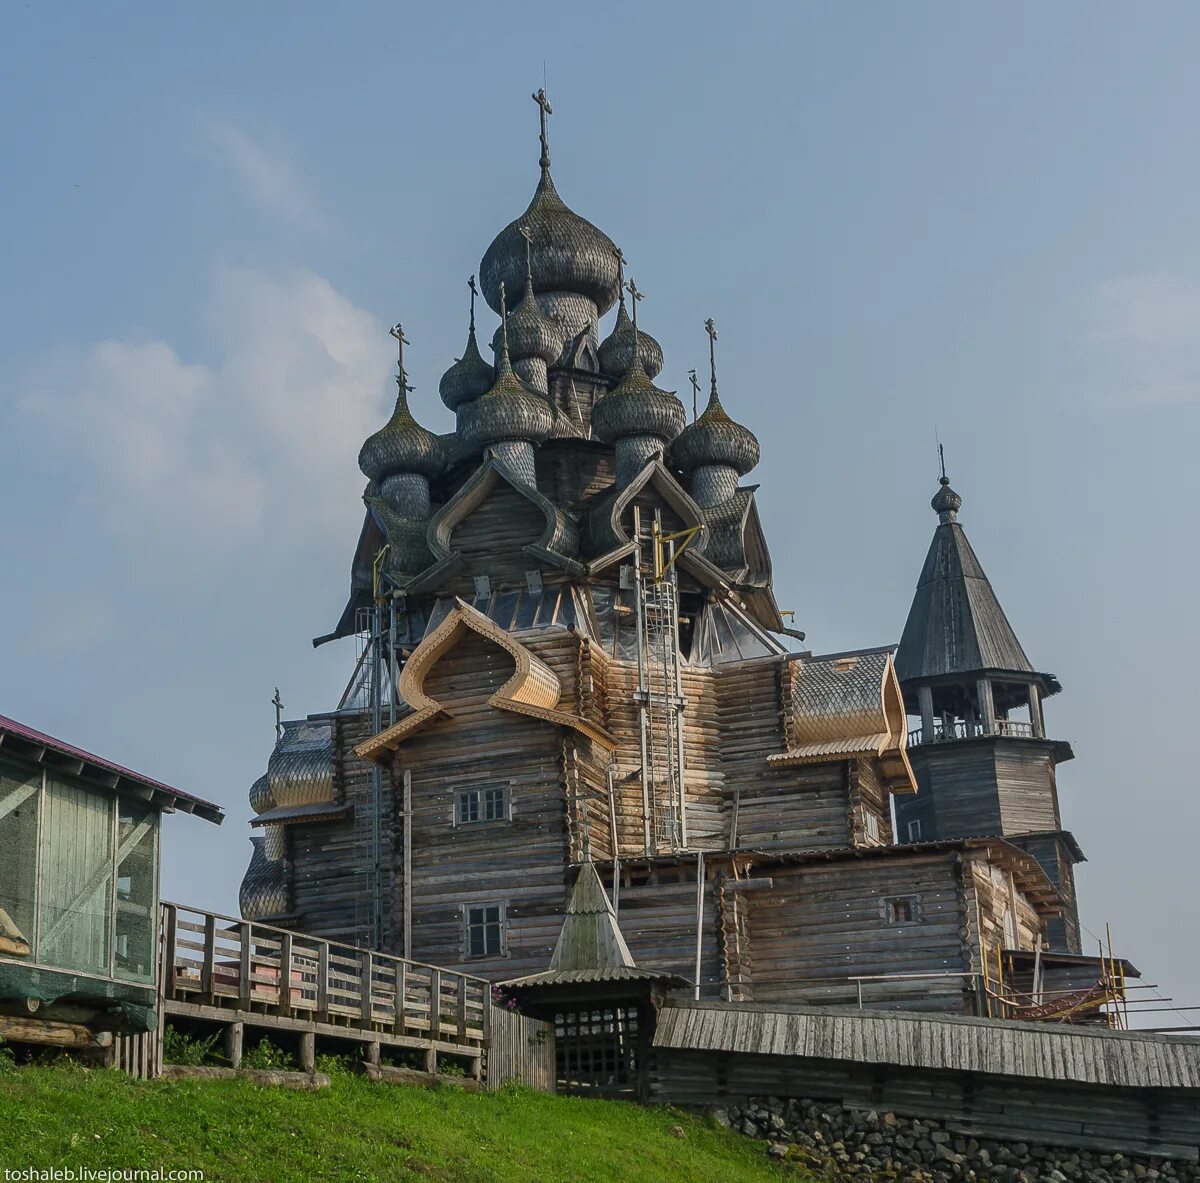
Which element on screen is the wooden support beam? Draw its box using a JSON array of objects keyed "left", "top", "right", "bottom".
[
  {"left": 0, "top": 1015, "right": 111, "bottom": 1048},
  {"left": 224, "top": 1021, "right": 243, "bottom": 1070},
  {"left": 299, "top": 1031, "right": 315, "bottom": 1073}
]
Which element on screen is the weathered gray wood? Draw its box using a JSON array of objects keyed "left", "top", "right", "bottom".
[{"left": 161, "top": 1065, "right": 330, "bottom": 1090}]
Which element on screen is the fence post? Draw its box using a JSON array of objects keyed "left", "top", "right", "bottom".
[
  {"left": 457, "top": 976, "right": 468, "bottom": 1042},
  {"left": 202, "top": 913, "right": 217, "bottom": 1002},
  {"left": 316, "top": 942, "right": 330, "bottom": 1021},
  {"left": 361, "top": 952, "right": 375, "bottom": 1031},
  {"left": 238, "top": 922, "right": 253, "bottom": 1009},
  {"left": 277, "top": 932, "right": 293, "bottom": 1017},
  {"left": 160, "top": 904, "right": 178, "bottom": 1001},
  {"left": 394, "top": 961, "right": 407, "bottom": 1034},
  {"left": 429, "top": 968, "right": 441, "bottom": 1037}
]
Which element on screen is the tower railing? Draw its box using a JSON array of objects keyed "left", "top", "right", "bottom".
[{"left": 908, "top": 718, "right": 1036, "bottom": 746}]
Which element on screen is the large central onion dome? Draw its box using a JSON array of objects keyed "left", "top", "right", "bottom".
[
  {"left": 480, "top": 174, "right": 621, "bottom": 317},
  {"left": 480, "top": 92, "right": 621, "bottom": 318}
]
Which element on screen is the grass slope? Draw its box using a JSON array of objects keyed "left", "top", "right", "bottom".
[{"left": 0, "top": 1067, "right": 797, "bottom": 1183}]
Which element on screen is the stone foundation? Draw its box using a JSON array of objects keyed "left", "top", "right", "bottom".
[{"left": 714, "top": 1097, "right": 1199, "bottom": 1182}]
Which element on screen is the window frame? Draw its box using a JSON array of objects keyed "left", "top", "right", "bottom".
[
  {"left": 463, "top": 902, "right": 507, "bottom": 959},
  {"left": 454, "top": 786, "right": 511, "bottom": 826}
]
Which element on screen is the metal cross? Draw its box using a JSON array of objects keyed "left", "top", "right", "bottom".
[
  {"left": 518, "top": 224, "right": 534, "bottom": 286},
  {"left": 688, "top": 369, "right": 700, "bottom": 422},
  {"left": 272, "top": 687, "right": 284, "bottom": 742},
  {"left": 938, "top": 441, "right": 947, "bottom": 482},
  {"left": 613, "top": 248, "right": 627, "bottom": 302},
  {"left": 627, "top": 277, "right": 643, "bottom": 338},
  {"left": 532, "top": 88, "right": 553, "bottom": 173},
  {"left": 498, "top": 280, "right": 509, "bottom": 356},
  {"left": 390, "top": 323, "right": 413, "bottom": 392},
  {"left": 468, "top": 276, "right": 478, "bottom": 333},
  {"left": 705, "top": 317, "right": 719, "bottom": 397}
]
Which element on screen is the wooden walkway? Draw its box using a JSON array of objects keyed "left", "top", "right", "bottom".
[{"left": 158, "top": 902, "right": 492, "bottom": 1076}]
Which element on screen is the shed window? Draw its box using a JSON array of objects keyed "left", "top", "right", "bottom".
[
  {"left": 114, "top": 801, "right": 158, "bottom": 982},
  {"left": 466, "top": 905, "right": 505, "bottom": 958},
  {"left": 884, "top": 896, "right": 920, "bottom": 925},
  {"left": 0, "top": 761, "right": 42, "bottom": 953},
  {"left": 906, "top": 819, "right": 922, "bottom": 842},
  {"left": 456, "top": 787, "right": 508, "bottom": 825}
]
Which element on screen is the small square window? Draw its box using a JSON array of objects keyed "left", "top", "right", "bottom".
[
  {"left": 884, "top": 896, "right": 919, "bottom": 925},
  {"left": 466, "top": 905, "right": 505, "bottom": 958},
  {"left": 483, "top": 787, "right": 506, "bottom": 821},
  {"left": 456, "top": 791, "right": 480, "bottom": 825},
  {"left": 907, "top": 819, "right": 922, "bottom": 843}
]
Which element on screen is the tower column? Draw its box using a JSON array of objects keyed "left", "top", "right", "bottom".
[
  {"left": 1029, "top": 683, "right": 1045, "bottom": 738},
  {"left": 976, "top": 677, "right": 996, "bottom": 735},
  {"left": 918, "top": 684, "right": 935, "bottom": 743}
]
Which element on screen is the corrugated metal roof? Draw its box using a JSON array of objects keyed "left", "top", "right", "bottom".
[
  {"left": 0, "top": 714, "right": 223, "bottom": 824},
  {"left": 895, "top": 518, "right": 1035, "bottom": 684},
  {"left": 653, "top": 1001, "right": 1200, "bottom": 1090}
]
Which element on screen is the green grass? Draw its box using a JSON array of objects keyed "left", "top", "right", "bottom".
[{"left": 0, "top": 1065, "right": 799, "bottom": 1183}]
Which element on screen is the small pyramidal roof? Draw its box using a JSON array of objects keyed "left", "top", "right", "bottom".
[
  {"left": 548, "top": 861, "right": 637, "bottom": 973},
  {"left": 895, "top": 475, "right": 1036, "bottom": 684}
]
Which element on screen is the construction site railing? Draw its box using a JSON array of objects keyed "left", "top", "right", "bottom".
[{"left": 159, "top": 902, "right": 490, "bottom": 1047}]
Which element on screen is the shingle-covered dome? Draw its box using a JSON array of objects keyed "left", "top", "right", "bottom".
[
  {"left": 480, "top": 171, "right": 620, "bottom": 317},
  {"left": 592, "top": 364, "right": 686, "bottom": 445},
  {"left": 671, "top": 387, "right": 760, "bottom": 477},
  {"left": 459, "top": 341, "right": 554, "bottom": 448},
  {"left": 599, "top": 298, "right": 664, "bottom": 380},
  {"left": 358, "top": 382, "right": 446, "bottom": 482},
  {"left": 439, "top": 328, "right": 493, "bottom": 412},
  {"left": 932, "top": 476, "right": 963, "bottom": 521},
  {"left": 493, "top": 278, "right": 563, "bottom": 365},
  {"left": 248, "top": 772, "right": 273, "bottom": 815}
]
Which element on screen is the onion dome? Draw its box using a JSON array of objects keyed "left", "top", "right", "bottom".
[
  {"left": 932, "top": 475, "right": 963, "bottom": 522},
  {"left": 359, "top": 329, "right": 446, "bottom": 482},
  {"left": 459, "top": 283, "right": 554, "bottom": 448},
  {"left": 592, "top": 365, "right": 686, "bottom": 444},
  {"left": 599, "top": 297, "right": 664, "bottom": 380},
  {"left": 439, "top": 278, "right": 493, "bottom": 412},
  {"left": 671, "top": 388, "right": 759, "bottom": 476},
  {"left": 479, "top": 92, "right": 620, "bottom": 317},
  {"left": 598, "top": 252, "right": 663, "bottom": 380},
  {"left": 248, "top": 772, "right": 273, "bottom": 815},
  {"left": 671, "top": 318, "right": 759, "bottom": 476},
  {"left": 491, "top": 230, "right": 563, "bottom": 365}
]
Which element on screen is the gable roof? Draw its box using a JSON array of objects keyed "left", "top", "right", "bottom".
[
  {"left": 895, "top": 517, "right": 1036, "bottom": 685},
  {"left": 0, "top": 714, "right": 223, "bottom": 824}
]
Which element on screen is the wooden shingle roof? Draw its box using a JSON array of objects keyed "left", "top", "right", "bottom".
[{"left": 895, "top": 483, "right": 1038, "bottom": 685}]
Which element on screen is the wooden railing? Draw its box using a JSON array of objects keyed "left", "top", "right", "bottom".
[
  {"left": 908, "top": 719, "right": 1036, "bottom": 746},
  {"left": 160, "top": 902, "right": 490, "bottom": 1047}
]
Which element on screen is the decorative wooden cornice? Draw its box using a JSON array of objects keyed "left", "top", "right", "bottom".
[{"left": 354, "top": 598, "right": 616, "bottom": 763}]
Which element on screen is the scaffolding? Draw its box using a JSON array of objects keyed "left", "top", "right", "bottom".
[{"left": 632, "top": 508, "right": 700, "bottom": 855}]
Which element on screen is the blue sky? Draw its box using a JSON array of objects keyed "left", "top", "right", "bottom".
[{"left": 3, "top": 3, "right": 1198, "bottom": 1024}]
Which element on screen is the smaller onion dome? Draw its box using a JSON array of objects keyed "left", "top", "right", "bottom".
[
  {"left": 459, "top": 283, "right": 554, "bottom": 449},
  {"left": 598, "top": 253, "right": 663, "bottom": 380},
  {"left": 932, "top": 475, "right": 963, "bottom": 521},
  {"left": 671, "top": 388, "right": 759, "bottom": 476},
  {"left": 248, "top": 772, "right": 273, "bottom": 815},
  {"left": 592, "top": 365, "right": 686, "bottom": 444},
  {"left": 359, "top": 329, "right": 447, "bottom": 482},
  {"left": 440, "top": 277, "right": 495, "bottom": 412},
  {"left": 491, "top": 231, "right": 563, "bottom": 365},
  {"left": 671, "top": 318, "right": 759, "bottom": 476}
]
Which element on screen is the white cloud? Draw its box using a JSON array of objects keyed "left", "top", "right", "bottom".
[
  {"left": 1088, "top": 273, "right": 1200, "bottom": 408},
  {"left": 202, "top": 118, "right": 326, "bottom": 231},
  {"left": 21, "top": 266, "right": 395, "bottom": 565}
]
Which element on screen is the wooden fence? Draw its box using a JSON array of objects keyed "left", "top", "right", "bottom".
[
  {"left": 486, "top": 1006, "right": 555, "bottom": 1092},
  {"left": 161, "top": 901, "right": 490, "bottom": 1048}
]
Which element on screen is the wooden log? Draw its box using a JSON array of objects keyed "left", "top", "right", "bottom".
[
  {"left": 0, "top": 1016, "right": 111, "bottom": 1048},
  {"left": 299, "top": 1031, "right": 315, "bottom": 1072},
  {"left": 224, "top": 1021, "right": 243, "bottom": 1070},
  {"left": 160, "top": 1065, "right": 330, "bottom": 1090},
  {"left": 363, "top": 1063, "right": 483, "bottom": 1091}
]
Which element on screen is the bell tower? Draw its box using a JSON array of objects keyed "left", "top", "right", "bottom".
[{"left": 892, "top": 471, "right": 1084, "bottom": 952}]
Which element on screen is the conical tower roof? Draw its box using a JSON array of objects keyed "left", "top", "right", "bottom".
[{"left": 895, "top": 477, "right": 1035, "bottom": 683}]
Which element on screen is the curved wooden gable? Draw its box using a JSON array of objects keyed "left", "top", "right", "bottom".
[{"left": 355, "top": 598, "right": 615, "bottom": 762}]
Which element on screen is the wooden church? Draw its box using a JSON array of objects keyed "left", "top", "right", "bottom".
[{"left": 238, "top": 93, "right": 1126, "bottom": 1021}]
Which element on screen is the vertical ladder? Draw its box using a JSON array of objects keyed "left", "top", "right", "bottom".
[{"left": 633, "top": 507, "right": 688, "bottom": 854}]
